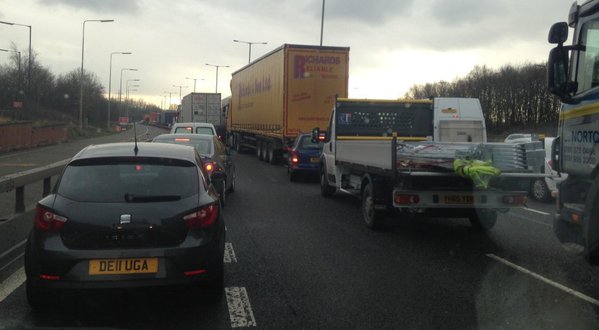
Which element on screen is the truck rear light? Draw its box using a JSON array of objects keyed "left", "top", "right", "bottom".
[
  {"left": 183, "top": 204, "right": 218, "bottom": 229},
  {"left": 34, "top": 205, "right": 67, "bottom": 231},
  {"left": 291, "top": 150, "right": 299, "bottom": 164},
  {"left": 502, "top": 195, "right": 528, "bottom": 205},
  {"left": 394, "top": 194, "right": 419, "bottom": 205}
]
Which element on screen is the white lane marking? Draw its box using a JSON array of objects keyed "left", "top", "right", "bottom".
[
  {"left": 486, "top": 254, "right": 599, "bottom": 307},
  {"left": 225, "top": 287, "right": 257, "bottom": 328},
  {"left": 509, "top": 212, "right": 552, "bottom": 227},
  {"left": 0, "top": 267, "right": 25, "bottom": 303},
  {"left": 224, "top": 242, "right": 238, "bottom": 263},
  {"left": 0, "top": 252, "right": 24, "bottom": 274},
  {"left": 519, "top": 207, "right": 551, "bottom": 216}
]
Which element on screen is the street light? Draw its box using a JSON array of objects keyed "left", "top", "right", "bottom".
[
  {"left": 164, "top": 91, "right": 174, "bottom": 110},
  {"left": 0, "top": 20, "right": 31, "bottom": 102},
  {"left": 205, "top": 63, "right": 229, "bottom": 93},
  {"left": 107, "top": 51, "right": 132, "bottom": 129},
  {"left": 185, "top": 77, "right": 204, "bottom": 93},
  {"left": 172, "top": 84, "right": 188, "bottom": 104},
  {"left": 126, "top": 84, "right": 140, "bottom": 119},
  {"left": 119, "top": 68, "right": 137, "bottom": 117},
  {"left": 233, "top": 39, "right": 267, "bottom": 64},
  {"left": 320, "top": 0, "right": 326, "bottom": 46},
  {"left": 79, "top": 19, "right": 114, "bottom": 129}
]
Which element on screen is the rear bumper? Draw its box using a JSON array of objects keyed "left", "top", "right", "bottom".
[{"left": 392, "top": 189, "right": 528, "bottom": 209}]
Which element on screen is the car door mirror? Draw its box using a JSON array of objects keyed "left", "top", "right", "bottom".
[
  {"left": 311, "top": 127, "right": 320, "bottom": 143},
  {"left": 548, "top": 46, "right": 577, "bottom": 104}
]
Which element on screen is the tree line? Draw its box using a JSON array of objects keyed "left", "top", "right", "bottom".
[
  {"left": 404, "top": 63, "right": 561, "bottom": 132},
  {"left": 0, "top": 44, "right": 159, "bottom": 127}
]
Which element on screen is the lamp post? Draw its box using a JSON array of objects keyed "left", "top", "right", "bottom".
[
  {"left": 126, "top": 84, "right": 140, "bottom": 120},
  {"left": 233, "top": 40, "right": 267, "bottom": 64},
  {"left": 119, "top": 68, "right": 137, "bottom": 117},
  {"left": 107, "top": 51, "right": 131, "bottom": 129},
  {"left": 0, "top": 21, "right": 31, "bottom": 102},
  {"left": 185, "top": 77, "right": 204, "bottom": 93},
  {"left": 205, "top": 63, "right": 229, "bottom": 93},
  {"left": 163, "top": 92, "right": 171, "bottom": 110},
  {"left": 172, "top": 85, "right": 188, "bottom": 104},
  {"left": 320, "top": 0, "right": 326, "bottom": 46},
  {"left": 79, "top": 19, "right": 114, "bottom": 129}
]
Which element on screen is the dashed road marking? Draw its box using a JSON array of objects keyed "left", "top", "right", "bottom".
[
  {"left": 519, "top": 207, "right": 551, "bottom": 216},
  {"left": 486, "top": 254, "right": 599, "bottom": 307},
  {"left": 0, "top": 267, "right": 25, "bottom": 303},
  {"left": 224, "top": 242, "right": 237, "bottom": 263},
  {"left": 225, "top": 287, "right": 257, "bottom": 328},
  {"left": 0, "top": 163, "right": 37, "bottom": 167}
]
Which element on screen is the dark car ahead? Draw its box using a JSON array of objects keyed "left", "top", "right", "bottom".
[
  {"left": 152, "top": 133, "right": 236, "bottom": 207},
  {"left": 287, "top": 133, "right": 324, "bottom": 181},
  {"left": 24, "top": 142, "right": 225, "bottom": 308}
]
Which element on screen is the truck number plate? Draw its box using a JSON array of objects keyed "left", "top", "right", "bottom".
[{"left": 443, "top": 195, "right": 474, "bottom": 204}]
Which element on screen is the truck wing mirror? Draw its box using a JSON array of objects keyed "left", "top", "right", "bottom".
[
  {"left": 548, "top": 46, "right": 577, "bottom": 104},
  {"left": 548, "top": 22, "right": 568, "bottom": 44},
  {"left": 551, "top": 136, "right": 561, "bottom": 173}
]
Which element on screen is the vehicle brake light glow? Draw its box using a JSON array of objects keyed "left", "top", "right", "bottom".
[
  {"left": 39, "top": 274, "right": 61, "bottom": 281},
  {"left": 183, "top": 204, "right": 218, "bottom": 229},
  {"left": 135, "top": 165, "right": 143, "bottom": 171},
  {"left": 291, "top": 150, "right": 299, "bottom": 164},
  {"left": 318, "top": 134, "right": 326, "bottom": 141},
  {"left": 185, "top": 127, "right": 192, "bottom": 131},
  {"left": 175, "top": 138, "right": 191, "bottom": 142},
  {"left": 205, "top": 162, "right": 214, "bottom": 173},
  {"left": 184, "top": 269, "right": 207, "bottom": 276},
  {"left": 502, "top": 195, "right": 528, "bottom": 205},
  {"left": 394, "top": 194, "right": 419, "bottom": 204},
  {"left": 34, "top": 205, "right": 67, "bottom": 231}
]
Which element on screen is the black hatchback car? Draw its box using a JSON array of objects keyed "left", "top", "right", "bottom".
[
  {"left": 153, "top": 133, "right": 236, "bottom": 208},
  {"left": 24, "top": 142, "right": 225, "bottom": 308}
]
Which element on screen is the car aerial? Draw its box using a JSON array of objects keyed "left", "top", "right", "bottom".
[
  {"left": 170, "top": 122, "right": 217, "bottom": 136},
  {"left": 530, "top": 137, "right": 567, "bottom": 202},
  {"left": 24, "top": 142, "right": 225, "bottom": 308},
  {"left": 152, "top": 133, "right": 236, "bottom": 207},
  {"left": 287, "top": 132, "right": 324, "bottom": 181}
]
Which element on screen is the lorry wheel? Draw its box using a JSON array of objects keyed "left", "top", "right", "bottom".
[
  {"left": 234, "top": 134, "right": 241, "bottom": 153},
  {"left": 362, "top": 183, "right": 385, "bottom": 230},
  {"left": 531, "top": 179, "right": 551, "bottom": 202},
  {"left": 267, "top": 144, "right": 277, "bottom": 165},
  {"left": 320, "top": 170, "right": 335, "bottom": 197},
  {"left": 469, "top": 209, "right": 497, "bottom": 231},
  {"left": 256, "top": 141, "right": 262, "bottom": 159},
  {"left": 260, "top": 142, "right": 268, "bottom": 161}
]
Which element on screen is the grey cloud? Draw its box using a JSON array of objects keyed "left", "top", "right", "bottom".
[
  {"left": 39, "top": 0, "right": 142, "bottom": 14},
  {"left": 321, "top": 0, "right": 416, "bottom": 25},
  {"left": 429, "top": 0, "right": 503, "bottom": 26}
]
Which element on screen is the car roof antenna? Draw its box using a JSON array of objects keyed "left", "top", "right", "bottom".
[{"left": 133, "top": 122, "right": 139, "bottom": 156}]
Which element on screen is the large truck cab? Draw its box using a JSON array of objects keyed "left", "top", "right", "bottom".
[{"left": 547, "top": 1, "right": 599, "bottom": 264}]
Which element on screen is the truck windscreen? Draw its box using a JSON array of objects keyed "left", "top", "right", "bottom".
[{"left": 335, "top": 102, "right": 433, "bottom": 137}]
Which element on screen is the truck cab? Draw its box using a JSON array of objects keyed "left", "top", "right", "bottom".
[{"left": 547, "top": 1, "right": 599, "bottom": 264}]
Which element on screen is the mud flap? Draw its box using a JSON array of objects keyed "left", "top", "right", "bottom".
[{"left": 584, "top": 176, "right": 599, "bottom": 265}]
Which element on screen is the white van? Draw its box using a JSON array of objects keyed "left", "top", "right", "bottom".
[
  {"left": 433, "top": 98, "right": 487, "bottom": 143},
  {"left": 170, "top": 122, "right": 217, "bottom": 136}
]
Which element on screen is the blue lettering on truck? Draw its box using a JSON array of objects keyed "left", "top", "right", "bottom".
[{"left": 571, "top": 130, "right": 599, "bottom": 143}]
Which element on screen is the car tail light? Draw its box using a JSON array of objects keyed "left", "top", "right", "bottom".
[
  {"left": 204, "top": 162, "right": 215, "bottom": 174},
  {"left": 39, "top": 274, "right": 61, "bottom": 281},
  {"left": 502, "top": 195, "right": 528, "bottom": 205},
  {"left": 184, "top": 269, "right": 207, "bottom": 276},
  {"left": 34, "top": 205, "right": 67, "bottom": 231},
  {"left": 183, "top": 204, "right": 218, "bottom": 229},
  {"left": 291, "top": 150, "right": 299, "bottom": 164},
  {"left": 394, "top": 194, "right": 419, "bottom": 204}
]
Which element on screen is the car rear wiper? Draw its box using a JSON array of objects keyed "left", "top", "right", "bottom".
[{"left": 124, "top": 193, "right": 181, "bottom": 203}]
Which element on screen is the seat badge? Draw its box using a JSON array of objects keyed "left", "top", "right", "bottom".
[{"left": 120, "top": 214, "right": 132, "bottom": 224}]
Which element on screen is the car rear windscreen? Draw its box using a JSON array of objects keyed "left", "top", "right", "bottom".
[
  {"left": 57, "top": 158, "right": 199, "bottom": 202},
  {"left": 299, "top": 136, "right": 323, "bottom": 150},
  {"left": 195, "top": 127, "right": 214, "bottom": 135},
  {"left": 155, "top": 138, "right": 213, "bottom": 155}
]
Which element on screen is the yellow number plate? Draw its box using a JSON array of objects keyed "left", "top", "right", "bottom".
[
  {"left": 443, "top": 195, "right": 474, "bottom": 204},
  {"left": 89, "top": 258, "right": 158, "bottom": 275}
]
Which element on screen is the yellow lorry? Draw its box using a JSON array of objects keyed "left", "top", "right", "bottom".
[{"left": 228, "top": 44, "right": 349, "bottom": 164}]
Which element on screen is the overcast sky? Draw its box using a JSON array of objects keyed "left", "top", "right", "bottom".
[{"left": 0, "top": 0, "right": 570, "bottom": 107}]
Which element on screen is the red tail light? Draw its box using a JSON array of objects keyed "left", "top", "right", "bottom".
[
  {"left": 39, "top": 274, "right": 61, "bottom": 281},
  {"left": 502, "top": 195, "right": 528, "bottom": 205},
  {"left": 183, "top": 204, "right": 218, "bottom": 229},
  {"left": 34, "top": 205, "right": 67, "bottom": 231},
  {"left": 204, "top": 162, "right": 215, "bottom": 174},
  {"left": 394, "top": 194, "right": 420, "bottom": 205},
  {"left": 291, "top": 150, "right": 299, "bottom": 164}
]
